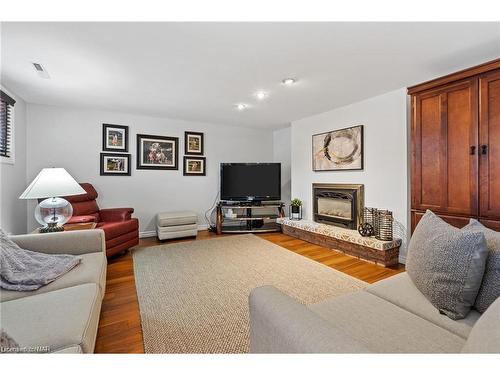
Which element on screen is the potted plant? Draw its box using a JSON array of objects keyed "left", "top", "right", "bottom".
[{"left": 290, "top": 198, "right": 302, "bottom": 220}]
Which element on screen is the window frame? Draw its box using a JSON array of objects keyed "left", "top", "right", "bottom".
[{"left": 0, "top": 89, "right": 16, "bottom": 165}]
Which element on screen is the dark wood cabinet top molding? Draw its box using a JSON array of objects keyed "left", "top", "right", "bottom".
[{"left": 407, "top": 58, "right": 500, "bottom": 95}]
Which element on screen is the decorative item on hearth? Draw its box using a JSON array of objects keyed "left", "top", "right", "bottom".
[
  {"left": 376, "top": 209, "right": 394, "bottom": 241},
  {"left": 358, "top": 207, "right": 376, "bottom": 237},
  {"left": 289, "top": 198, "right": 303, "bottom": 220},
  {"left": 357, "top": 222, "right": 374, "bottom": 237},
  {"left": 19, "top": 168, "right": 86, "bottom": 233},
  {"left": 363, "top": 207, "right": 377, "bottom": 227}
]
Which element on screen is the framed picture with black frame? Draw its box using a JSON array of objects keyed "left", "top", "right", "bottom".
[
  {"left": 184, "top": 131, "right": 204, "bottom": 155},
  {"left": 100, "top": 153, "right": 131, "bottom": 176},
  {"left": 102, "top": 124, "right": 129, "bottom": 152},
  {"left": 183, "top": 156, "right": 206, "bottom": 176},
  {"left": 136, "top": 134, "right": 179, "bottom": 170}
]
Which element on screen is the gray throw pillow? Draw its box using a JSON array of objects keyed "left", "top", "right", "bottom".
[
  {"left": 462, "top": 219, "right": 500, "bottom": 313},
  {"left": 406, "top": 210, "right": 488, "bottom": 320}
]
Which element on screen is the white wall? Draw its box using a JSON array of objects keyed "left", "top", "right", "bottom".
[
  {"left": 0, "top": 86, "right": 27, "bottom": 235},
  {"left": 26, "top": 104, "right": 274, "bottom": 234},
  {"left": 291, "top": 88, "right": 409, "bottom": 261},
  {"left": 273, "top": 126, "right": 291, "bottom": 206}
]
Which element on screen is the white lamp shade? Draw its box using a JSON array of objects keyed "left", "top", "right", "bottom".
[{"left": 19, "top": 168, "right": 86, "bottom": 199}]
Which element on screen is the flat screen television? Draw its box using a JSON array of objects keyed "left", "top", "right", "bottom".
[{"left": 220, "top": 163, "right": 281, "bottom": 201}]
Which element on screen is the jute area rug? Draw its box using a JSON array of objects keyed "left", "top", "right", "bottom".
[{"left": 132, "top": 234, "right": 366, "bottom": 353}]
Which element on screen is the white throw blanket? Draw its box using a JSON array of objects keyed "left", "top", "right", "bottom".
[{"left": 0, "top": 229, "right": 81, "bottom": 291}]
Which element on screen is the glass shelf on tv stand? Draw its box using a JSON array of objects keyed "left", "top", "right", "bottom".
[{"left": 216, "top": 201, "right": 285, "bottom": 234}]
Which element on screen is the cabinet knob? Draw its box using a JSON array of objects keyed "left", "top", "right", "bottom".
[
  {"left": 470, "top": 146, "right": 476, "bottom": 155},
  {"left": 481, "top": 145, "right": 488, "bottom": 155}
]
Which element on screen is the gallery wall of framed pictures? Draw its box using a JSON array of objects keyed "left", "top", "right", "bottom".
[
  {"left": 99, "top": 124, "right": 207, "bottom": 177},
  {"left": 137, "top": 134, "right": 179, "bottom": 170},
  {"left": 184, "top": 131, "right": 206, "bottom": 176},
  {"left": 100, "top": 124, "right": 132, "bottom": 176}
]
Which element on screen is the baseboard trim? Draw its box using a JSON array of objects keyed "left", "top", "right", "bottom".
[{"left": 139, "top": 224, "right": 209, "bottom": 239}]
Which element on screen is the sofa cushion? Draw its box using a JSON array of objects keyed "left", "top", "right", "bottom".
[
  {"left": 309, "top": 291, "right": 465, "bottom": 353},
  {"left": 462, "top": 219, "right": 500, "bottom": 313},
  {"left": 461, "top": 297, "right": 500, "bottom": 353},
  {"left": 97, "top": 219, "right": 138, "bottom": 240},
  {"left": 406, "top": 210, "right": 488, "bottom": 319},
  {"left": 0, "top": 252, "right": 106, "bottom": 303},
  {"left": 71, "top": 201, "right": 100, "bottom": 218},
  {"left": 0, "top": 283, "right": 102, "bottom": 353},
  {"left": 366, "top": 273, "right": 480, "bottom": 338},
  {"left": 157, "top": 211, "right": 198, "bottom": 227},
  {"left": 249, "top": 285, "right": 370, "bottom": 353}
]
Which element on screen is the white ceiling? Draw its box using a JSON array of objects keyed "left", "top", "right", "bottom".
[{"left": 1, "top": 22, "right": 499, "bottom": 129}]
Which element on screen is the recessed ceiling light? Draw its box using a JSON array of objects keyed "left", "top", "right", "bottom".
[
  {"left": 255, "top": 90, "right": 268, "bottom": 100},
  {"left": 282, "top": 78, "right": 296, "bottom": 86},
  {"left": 236, "top": 103, "right": 248, "bottom": 111}
]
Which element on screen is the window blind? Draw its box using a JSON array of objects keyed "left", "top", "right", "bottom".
[{"left": 0, "top": 90, "right": 16, "bottom": 158}]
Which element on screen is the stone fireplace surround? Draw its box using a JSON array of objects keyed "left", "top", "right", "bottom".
[{"left": 312, "top": 183, "right": 364, "bottom": 230}]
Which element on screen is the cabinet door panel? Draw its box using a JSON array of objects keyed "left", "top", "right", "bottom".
[
  {"left": 412, "top": 79, "right": 478, "bottom": 216},
  {"left": 419, "top": 94, "right": 445, "bottom": 209},
  {"left": 480, "top": 69, "right": 500, "bottom": 218},
  {"left": 446, "top": 82, "right": 478, "bottom": 215}
]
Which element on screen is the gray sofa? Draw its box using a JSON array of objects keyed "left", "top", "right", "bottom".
[
  {"left": 249, "top": 273, "right": 500, "bottom": 353},
  {"left": 0, "top": 230, "right": 107, "bottom": 353}
]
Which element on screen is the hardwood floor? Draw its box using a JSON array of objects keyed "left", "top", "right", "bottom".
[{"left": 94, "top": 230, "right": 404, "bottom": 353}]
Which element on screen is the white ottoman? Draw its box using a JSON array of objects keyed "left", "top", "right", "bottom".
[{"left": 156, "top": 211, "right": 198, "bottom": 240}]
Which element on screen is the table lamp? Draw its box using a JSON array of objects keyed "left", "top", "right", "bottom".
[{"left": 19, "top": 168, "right": 86, "bottom": 233}]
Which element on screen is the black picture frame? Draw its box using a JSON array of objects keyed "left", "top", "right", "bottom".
[
  {"left": 136, "top": 134, "right": 179, "bottom": 170},
  {"left": 100, "top": 153, "right": 131, "bottom": 176},
  {"left": 184, "top": 131, "right": 204, "bottom": 155},
  {"left": 312, "top": 125, "right": 364, "bottom": 171},
  {"left": 102, "top": 124, "right": 129, "bottom": 152},
  {"left": 183, "top": 156, "right": 206, "bottom": 176}
]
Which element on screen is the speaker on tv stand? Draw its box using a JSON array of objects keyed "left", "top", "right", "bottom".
[{"left": 252, "top": 219, "right": 264, "bottom": 229}]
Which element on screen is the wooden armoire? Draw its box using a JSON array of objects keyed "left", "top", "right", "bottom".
[{"left": 409, "top": 58, "right": 500, "bottom": 232}]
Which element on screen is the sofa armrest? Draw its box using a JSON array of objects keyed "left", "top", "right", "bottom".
[
  {"left": 462, "top": 297, "right": 500, "bottom": 353},
  {"left": 249, "top": 285, "right": 370, "bottom": 353},
  {"left": 66, "top": 215, "right": 97, "bottom": 224},
  {"left": 99, "top": 208, "right": 134, "bottom": 222},
  {"left": 9, "top": 229, "right": 106, "bottom": 255}
]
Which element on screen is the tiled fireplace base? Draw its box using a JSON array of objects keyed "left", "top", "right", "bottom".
[{"left": 277, "top": 218, "right": 401, "bottom": 267}]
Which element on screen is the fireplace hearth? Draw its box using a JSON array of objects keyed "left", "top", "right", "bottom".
[{"left": 312, "top": 183, "right": 364, "bottom": 229}]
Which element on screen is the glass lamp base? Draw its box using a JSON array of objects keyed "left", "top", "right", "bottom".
[{"left": 35, "top": 197, "right": 73, "bottom": 229}]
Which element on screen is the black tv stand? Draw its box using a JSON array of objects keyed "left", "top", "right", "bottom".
[{"left": 216, "top": 201, "right": 285, "bottom": 234}]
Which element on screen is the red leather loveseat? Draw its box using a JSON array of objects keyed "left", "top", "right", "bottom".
[{"left": 64, "top": 183, "right": 139, "bottom": 257}]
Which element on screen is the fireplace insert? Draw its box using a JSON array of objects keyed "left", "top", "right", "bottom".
[{"left": 312, "top": 183, "right": 364, "bottom": 229}]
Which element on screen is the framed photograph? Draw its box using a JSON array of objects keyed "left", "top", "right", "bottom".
[
  {"left": 100, "top": 153, "right": 131, "bottom": 176},
  {"left": 184, "top": 131, "right": 204, "bottom": 155},
  {"left": 102, "top": 124, "right": 128, "bottom": 152},
  {"left": 183, "top": 156, "right": 206, "bottom": 176},
  {"left": 312, "top": 125, "right": 364, "bottom": 171},
  {"left": 137, "top": 134, "right": 179, "bottom": 170}
]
